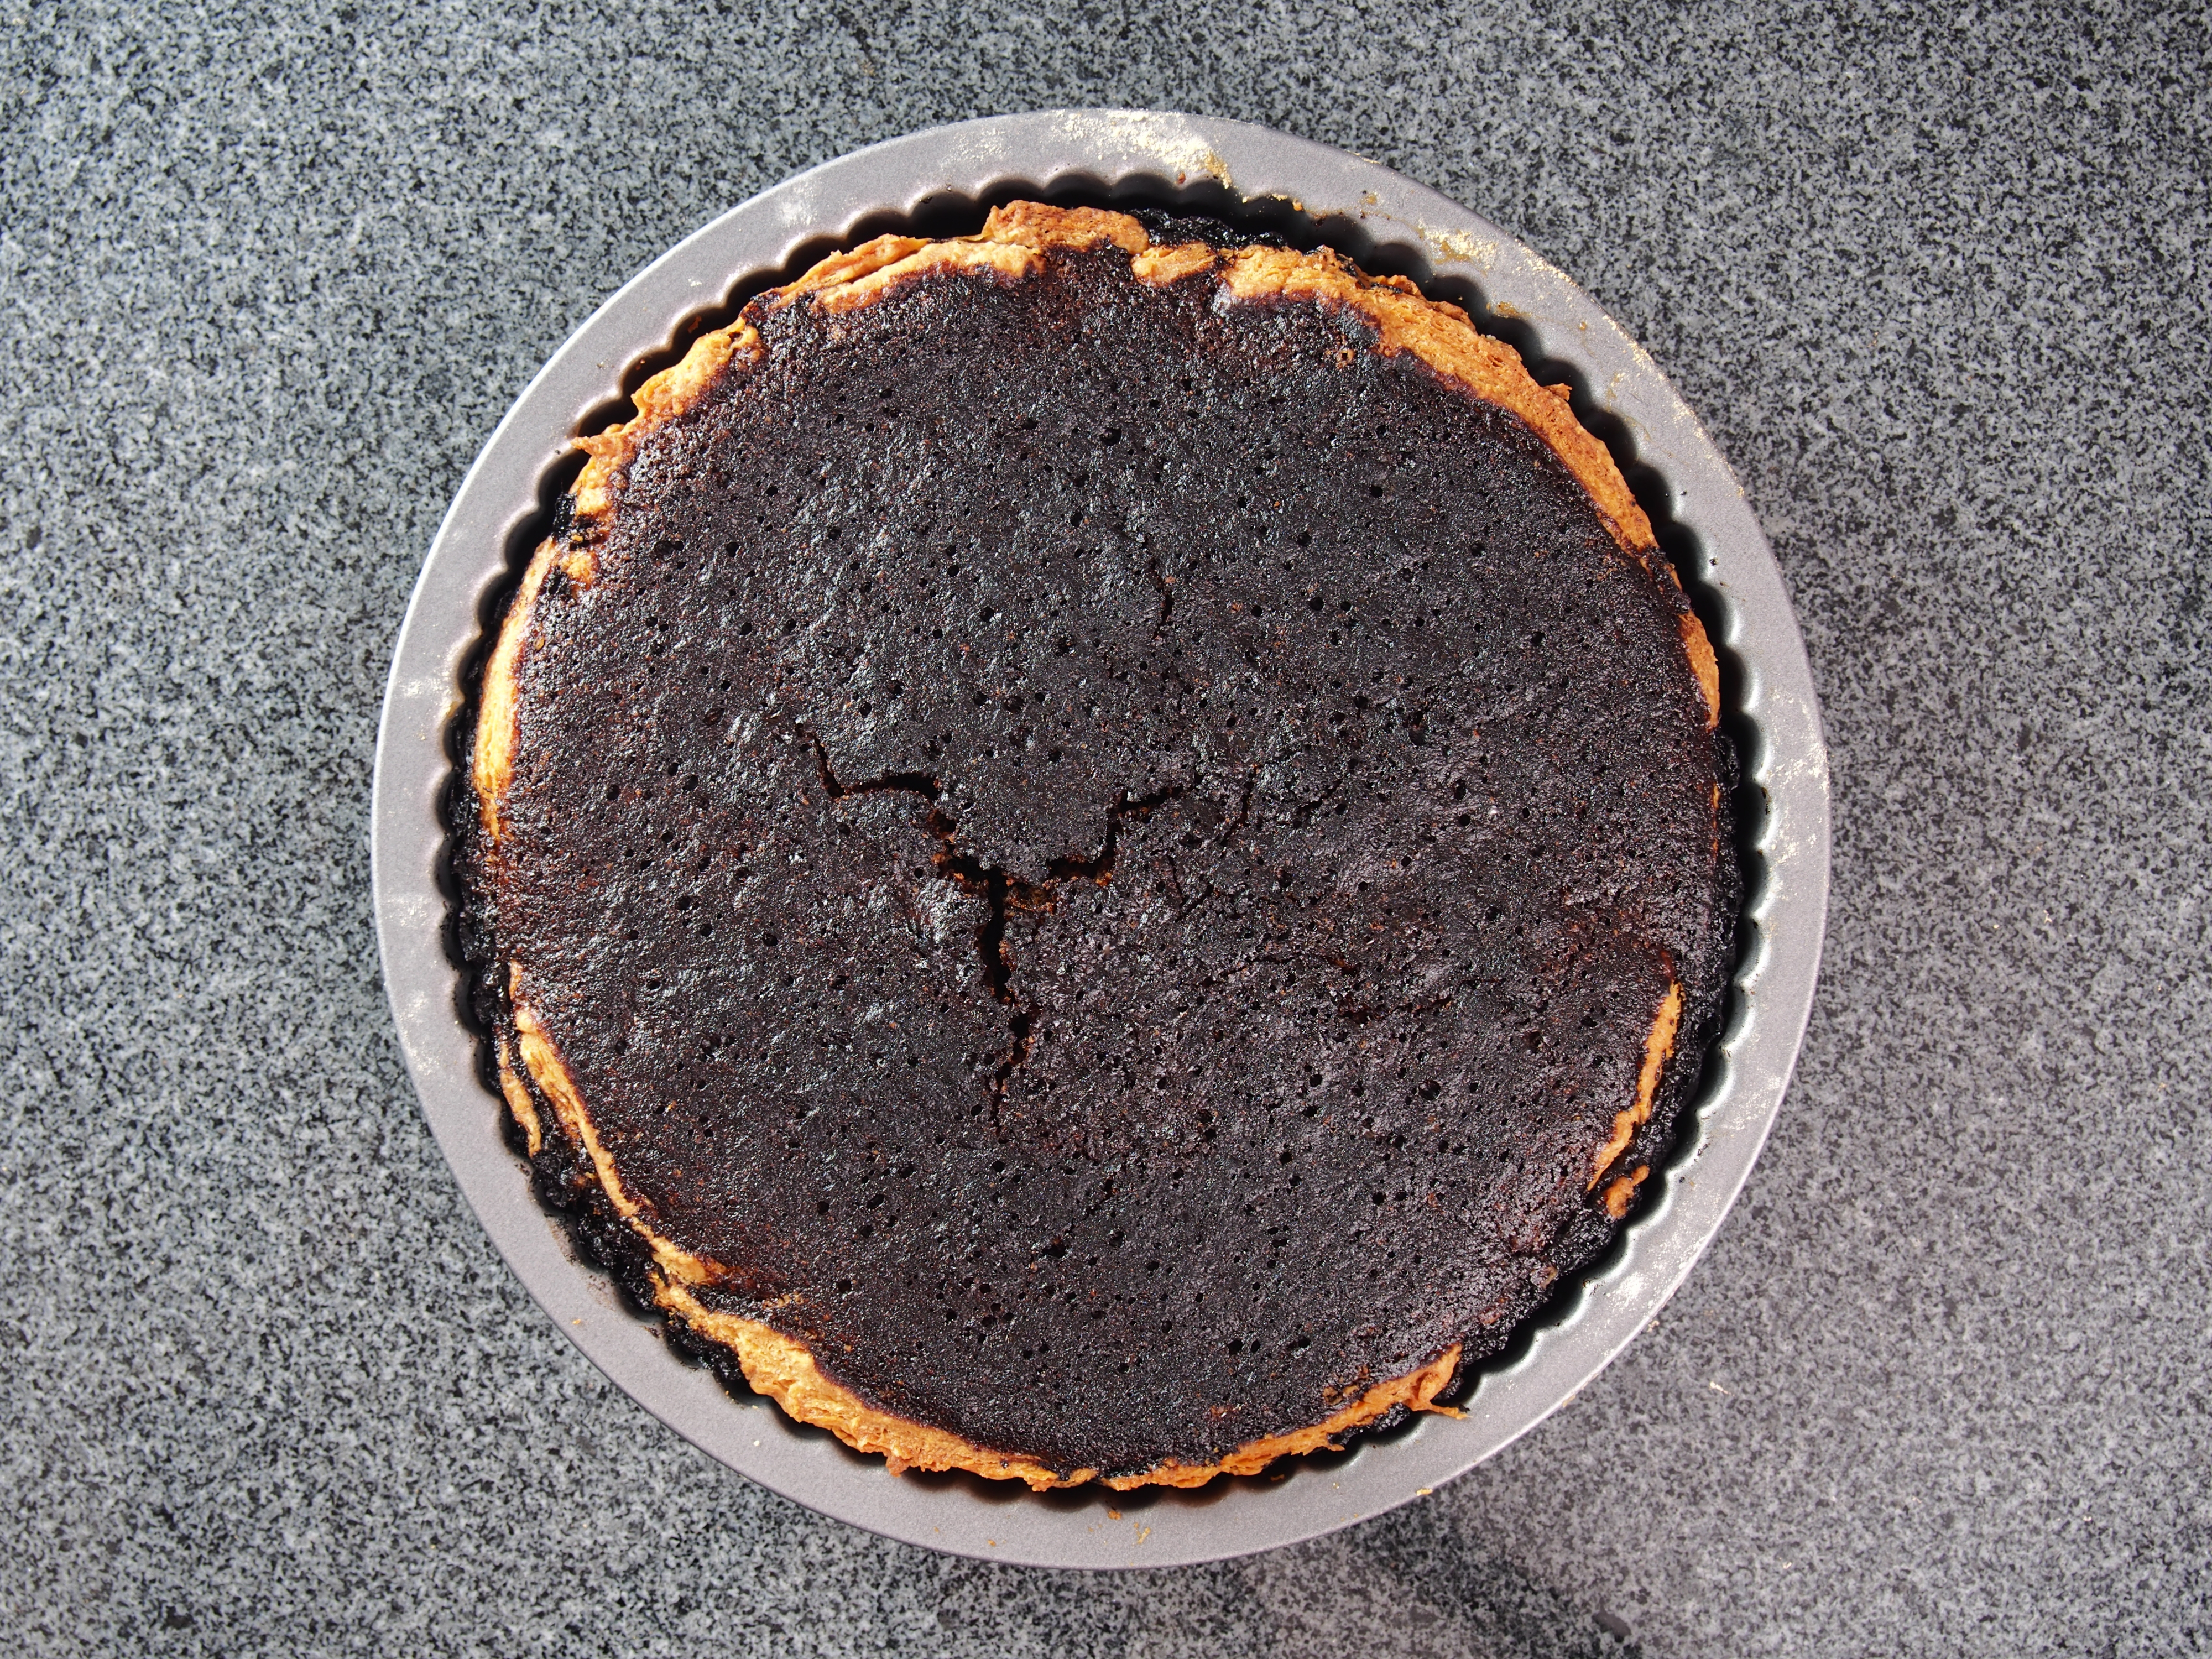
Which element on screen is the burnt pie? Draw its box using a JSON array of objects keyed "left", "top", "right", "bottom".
[{"left": 457, "top": 202, "right": 1736, "bottom": 1490}]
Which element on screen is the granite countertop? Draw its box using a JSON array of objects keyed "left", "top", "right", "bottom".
[{"left": 3, "top": 6, "right": 2204, "bottom": 1655}]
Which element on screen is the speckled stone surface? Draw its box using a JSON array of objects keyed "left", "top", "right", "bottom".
[{"left": 1, "top": 4, "right": 2204, "bottom": 1656}]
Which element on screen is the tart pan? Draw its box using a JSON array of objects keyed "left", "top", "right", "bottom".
[{"left": 372, "top": 109, "right": 1830, "bottom": 1569}]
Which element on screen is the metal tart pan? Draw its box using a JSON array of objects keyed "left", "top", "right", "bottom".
[{"left": 372, "top": 110, "right": 1831, "bottom": 1570}]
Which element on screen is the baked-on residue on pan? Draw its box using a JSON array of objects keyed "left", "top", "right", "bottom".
[{"left": 455, "top": 202, "right": 1737, "bottom": 1490}]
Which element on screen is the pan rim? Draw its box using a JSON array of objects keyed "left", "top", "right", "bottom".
[{"left": 370, "top": 108, "right": 1831, "bottom": 1570}]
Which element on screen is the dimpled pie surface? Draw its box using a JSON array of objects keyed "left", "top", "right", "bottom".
[{"left": 458, "top": 204, "right": 1736, "bottom": 1489}]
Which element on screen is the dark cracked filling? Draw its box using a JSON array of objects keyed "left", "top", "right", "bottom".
[{"left": 461, "top": 228, "right": 1738, "bottom": 1480}]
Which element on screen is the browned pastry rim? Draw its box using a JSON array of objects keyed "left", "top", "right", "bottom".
[{"left": 472, "top": 202, "right": 1710, "bottom": 1490}]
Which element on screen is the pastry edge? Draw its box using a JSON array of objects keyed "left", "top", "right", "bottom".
[
  {"left": 462, "top": 200, "right": 1725, "bottom": 1486},
  {"left": 473, "top": 202, "right": 1722, "bottom": 846},
  {"left": 533, "top": 200, "right": 1719, "bottom": 737}
]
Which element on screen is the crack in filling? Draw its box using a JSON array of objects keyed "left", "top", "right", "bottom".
[
  {"left": 804, "top": 727, "right": 1182, "bottom": 1104},
  {"left": 1142, "top": 552, "right": 1175, "bottom": 629}
]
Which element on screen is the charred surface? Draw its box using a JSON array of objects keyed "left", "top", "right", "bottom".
[{"left": 463, "top": 228, "right": 1736, "bottom": 1480}]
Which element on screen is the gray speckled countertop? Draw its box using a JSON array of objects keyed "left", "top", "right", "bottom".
[{"left": 2, "top": 5, "right": 2205, "bottom": 1655}]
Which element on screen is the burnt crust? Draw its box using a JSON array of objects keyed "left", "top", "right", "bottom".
[{"left": 455, "top": 204, "right": 1738, "bottom": 1489}]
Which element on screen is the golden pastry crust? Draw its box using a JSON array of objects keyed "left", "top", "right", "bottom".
[
  {"left": 470, "top": 202, "right": 1720, "bottom": 1489},
  {"left": 1589, "top": 983, "right": 1684, "bottom": 1190},
  {"left": 557, "top": 204, "right": 1665, "bottom": 556},
  {"left": 476, "top": 204, "right": 1719, "bottom": 848}
]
